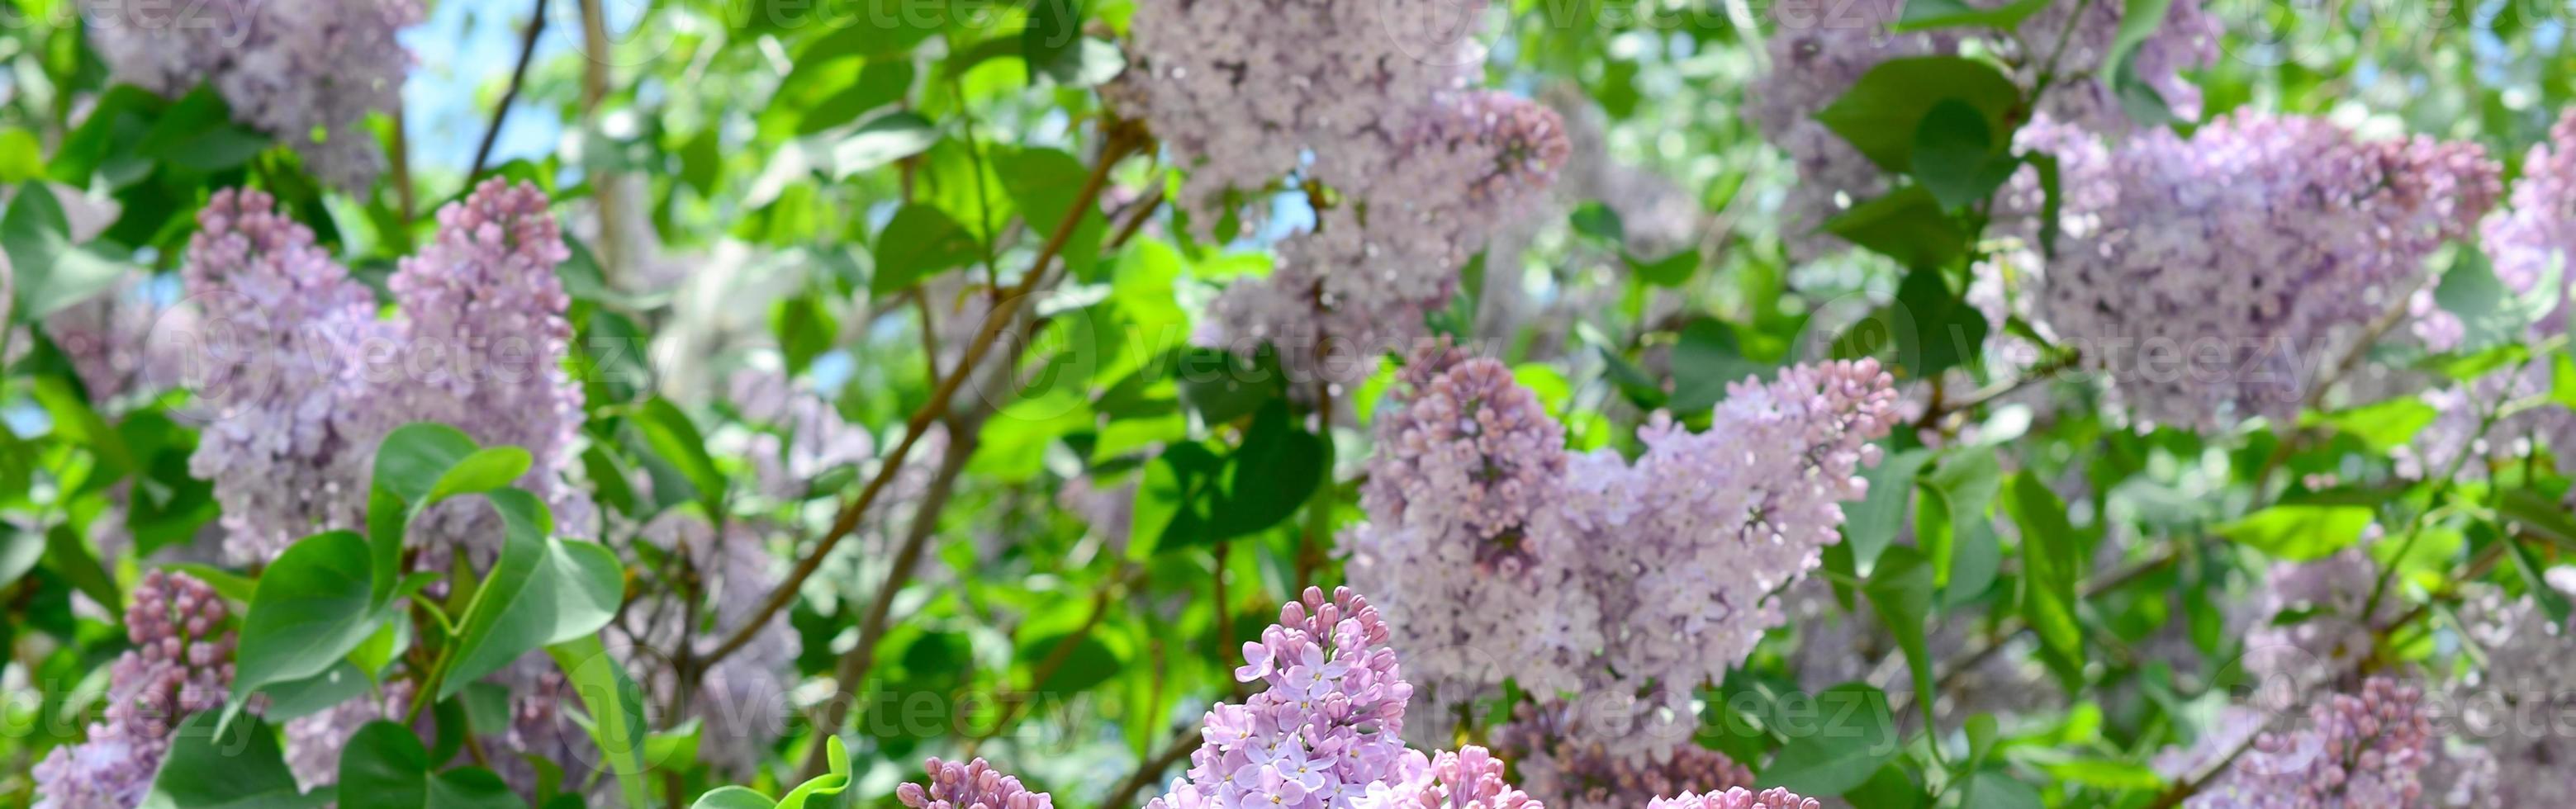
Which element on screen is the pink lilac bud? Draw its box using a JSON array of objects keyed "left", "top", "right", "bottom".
[
  {"left": 2165, "top": 677, "right": 2433, "bottom": 808},
  {"left": 1354, "top": 745, "right": 1543, "bottom": 809},
  {"left": 2031, "top": 112, "right": 2501, "bottom": 428},
  {"left": 1644, "top": 788, "right": 1823, "bottom": 809},
  {"left": 35, "top": 572, "right": 235, "bottom": 809},
  {"left": 1148, "top": 587, "right": 1418, "bottom": 809},
  {"left": 81, "top": 0, "right": 423, "bottom": 191},
  {"left": 897, "top": 757, "right": 1054, "bottom": 809},
  {"left": 1490, "top": 702, "right": 1753, "bottom": 809}
]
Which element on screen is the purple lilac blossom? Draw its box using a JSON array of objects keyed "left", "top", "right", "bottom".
[
  {"left": 34, "top": 571, "right": 235, "bottom": 809},
  {"left": 391, "top": 177, "right": 596, "bottom": 558},
  {"left": 897, "top": 757, "right": 1056, "bottom": 809},
  {"left": 2159, "top": 677, "right": 2434, "bottom": 808},
  {"left": 80, "top": 0, "right": 423, "bottom": 191},
  {"left": 180, "top": 187, "right": 391, "bottom": 565},
  {"left": 1529, "top": 359, "right": 1901, "bottom": 761},
  {"left": 2401, "top": 111, "right": 2576, "bottom": 484},
  {"left": 2032, "top": 112, "right": 2500, "bottom": 428},
  {"left": 1643, "top": 788, "right": 1824, "bottom": 809},
  {"left": 1490, "top": 702, "right": 1754, "bottom": 809},
  {"left": 1342, "top": 343, "right": 1592, "bottom": 712},
  {"left": 2428, "top": 574, "right": 2576, "bottom": 805},
  {"left": 2239, "top": 546, "right": 2402, "bottom": 692},
  {"left": 1146, "top": 587, "right": 1418, "bottom": 809}
]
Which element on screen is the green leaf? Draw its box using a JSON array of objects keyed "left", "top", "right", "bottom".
[
  {"left": 1022, "top": 0, "right": 1084, "bottom": 82},
  {"left": 795, "top": 15, "right": 939, "bottom": 62},
  {"left": 1895, "top": 0, "right": 2052, "bottom": 31},
  {"left": 1825, "top": 187, "right": 1969, "bottom": 269},
  {"left": 775, "top": 736, "right": 856, "bottom": 809},
  {"left": 2003, "top": 475, "right": 2085, "bottom": 675},
  {"left": 1843, "top": 448, "right": 1931, "bottom": 568},
  {"left": 2502, "top": 527, "right": 2573, "bottom": 626},
  {"left": 1570, "top": 201, "right": 1625, "bottom": 244},
  {"left": 5, "top": 180, "right": 128, "bottom": 320},
  {"left": 2217, "top": 504, "right": 2374, "bottom": 561},
  {"left": 1961, "top": 770, "right": 2043, "bottom": 809},
  {"left": 1624, "top": 248, "right": 1699, "bottom": 288},
  {"left": 547, "top": 636, "right": 652, "bottom": 809},
  {"left": 636, "top": 398, "right": 726, "bottom": 515},
  {"left": 370, "top": 423, "right": 524, "bottom": 602},
  {"left": 1016, "top": 631, "right": 1125, "bottom": 694},
  {"left": 2314, "top": 398, "right": 2437, "bottom": 452},
  {"left": 0, "top": 525, "right": 43, "bottom": 589},
  {"left": 436, "top": 490, "right": 622, "bottom": 703},
  {"left": 134, "top": 85, "right": 270, "bottom": 173},
  {"left": 871, "top": 202, "right": 984, "bottom": 296},
  {"left": 1887, "top": 265, "right": 1990, "bottom": 377},
  {"left": 1036, "top": 38, "right": 1128, "bottom": 88},
  {"left": 693, "top": 786, "right": 780, "bottom": 809},
  {"left": 150, "top": 712, "right": 325, "bottom": 808},
  {"left": 0, "top": 128, "right": 41, "bottom": 183},
  {"left": 1863, "top": 546, "right": 1937, "bottom": 732},
  {"left": 225, "top": 531, "right": 389, "bottom": 731},
  {"left": 771, "top": 292, "right": 842, "bottom": 376},
  {"left": 1757, "top": 683, "right": 1900, "bottom": 797},
  {"left": 796, "top": 62, "right": 916, "bottom": 136},
  {"left": 1910, "top": 99, "right": 2006, "bottom": 209},
  {"left": 1668, "top": 319, "right": 1772, "bottom": 414},
  {"left": 2501, "top": 488, "right": 2576, "bottom": 551},
  {"left": 1815, "top": 57, "right": 2021, "bottom": 173},
  {"left": 337, "top": 721, "right": 525, "bottom": 809},
  {"left": 828, "top": 111, "right": 940, "bottom": 180},
  {"left": 1131, "top": 442, "right": 1224, "bottom": 558},
  {"left": 2434, "top": 249, "right": 2559, "bottom": 352},
  {"left": 1176, "top": 348, "right": 1284, "bottom": 423},
  {"left": 43, "top": 523, "right": 117, "bottom": 612},
  {"left": 998, "top": 148, "right": 1108, "bottom": 280},
  {"left": 1210, "top": 400, "right": 1328, "bottom": 541},
  {"left": 257, "top": 661, "right": 374, "bottom": 721}
]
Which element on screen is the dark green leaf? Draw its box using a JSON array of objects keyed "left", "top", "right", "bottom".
[
  {"left": 1895, "top": 0, "right": 2052, "bottom": 31},
  {"left": 1757, "top": 683, "right": 1900, "bottom": 797},
  {"left": 1910, "top": 99, "right": 2003, "bottom": 209},
  {"left": 1824, "top": 187, "right": 1969, "bottom": 269},
  {"left": 871, "top": 203, "right": 983, "bottom": 296},
  {"left": 2003, "top": 475, "right": 2085, "bottom": 674},
  {"left": 151, "top": 712, "right": 324, "bottom": 808},
  {"left": 1210, "top": 400, "right": 1328, "bottom": 540},
  {"left": 225, "top": 531, "right": 388, "bottom": 730},
  {"left": 1816, "top": 57, "right": 2021, "bottom": 173}
]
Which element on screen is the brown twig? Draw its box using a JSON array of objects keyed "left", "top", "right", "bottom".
[
  {"left": 707, "top": 124, "right": 1142, "bottom": 672},
  {"left": 1103, "top": 717, "right": 1214, "bottom": 809},
  {"left": 469, "top": 0, "right": 547, "bottom": 182}
]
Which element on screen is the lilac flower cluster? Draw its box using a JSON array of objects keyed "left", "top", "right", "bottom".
[
  {"left": 181, "top": 187, "right": 394, "bottom": 564},
  {"left": 391, "top": 178, "right": 595, "bottom": 560},
  {"left": 1643, "top": 788, "right": 1823, "bottom": 809},
  {"left": 1345, "top": 348, "right": 1901, "bottom": 761},
  {"left": 2431, "top": 575, "right": 2576, "bottom": 805},
  {"left": 2402, "top": 111, "right": 2576, "bottom": 483},
  {"left": 1747, "top": 0, "right": 2217, "bottom": 257},
  {"left": 1119, "top": 0, "right": 1568, "bottom": 383},
  {"left": 2032, "top": 112, "right": 2500, "bottom": 428},
  {"left": 730, "top": 369, "right": 875, "bottom": 499},
  {"left": 1490, "top": 703, "right": 1754, "bottom": 809},
  {"left": 1147, "top": 587, "right": 1418, "bottom": 809},
  {"left": 82, "top": 0, "right": 424, "bottom": 191},
  {"left": 1354, "top": 745, "right": 1541, "bottom": 809},
  {"left": 896, "top": 757, "right": 1056, "bottom": 809},
  {"left": 35, "top": 571, "right": 235, "bottom": 809},
  {"left": 1530, "top": 359, "right": 1900, "bottom": 759},
  {"left": 182, "top": 178, "right": 592, "bottom": 563},
  {"left": 2162, "top": 677, "right": 2434, "bottom": 808},
  {"left": 2239, "top": 547, "right": 2403, "bottom": 691},
  {"left": 1343, "top": 345, "right": 1592, "bottom": 709}
]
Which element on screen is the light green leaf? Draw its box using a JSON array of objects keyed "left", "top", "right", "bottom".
[
  {"left": 870, "top": 202, "right": 984, "bottom": 296},
  {"left": 1895, "top": 0, "right": 2052, "bottom": 31},
  {"left": 2003, "top": 475, "right": 2085, "bottom": 676},
  {"left": 1843, "top": 448, "right": 1930, "bottom": 569},
  {"left": 1757, "top": 683, "right": 1900, "bottom": 797},
  {"left": 4, "top": 180, "right": 128, "bottom": 322},
  {"left": 775, "top": 736, "right": 855, "bottom": 809},
  {"left": 693, "top": 787, "right": 779, "bottom": 809},
  {"left": 2217, "top": 504, "right": 2374, "bottom": 561},
  {"left": 828, "top": 111, "right": 940, "bottom": 179},
  {"left": 547, "top": 636, "right": 652, "bottom": 809},
  {"left": 1863, "top": 546, "right": 1938, "bottom": 732}
]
